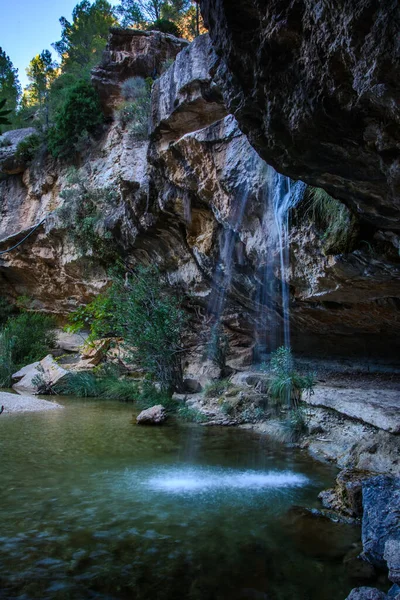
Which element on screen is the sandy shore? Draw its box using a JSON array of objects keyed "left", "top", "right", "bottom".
[{"left": 0, "top": 391, "right": 63, "bottom": 414}]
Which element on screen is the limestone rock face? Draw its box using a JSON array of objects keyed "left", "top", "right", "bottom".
[
  {"left": 1, "top": 26, "right": 400, "bottom": 365},
  {"left": 199, "top": 0, "right": 400, "bottom": 230},
  {"left": 92, "top": 28, "right": 187, "bottom": 116}
]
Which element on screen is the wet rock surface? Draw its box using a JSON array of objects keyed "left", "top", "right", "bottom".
[
  {"left": 199, "top": 0, "right": 400, "bottom": 230},
  {"left": 361, "top": 476, "right": 400, "bottom": 569}
]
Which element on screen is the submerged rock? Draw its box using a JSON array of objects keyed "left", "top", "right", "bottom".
[{"left": 136, "top": 404, "right": 167, "bottom": 425}]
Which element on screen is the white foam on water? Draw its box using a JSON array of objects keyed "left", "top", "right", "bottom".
[{"left": 146, "top": 469, "right": 309, "bottom": 494}]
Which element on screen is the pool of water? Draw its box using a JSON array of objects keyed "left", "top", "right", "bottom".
[{"left": 0, "top": 398, "right": 361, "bottom": 600}]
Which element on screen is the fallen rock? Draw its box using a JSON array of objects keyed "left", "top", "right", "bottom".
[
  {"left": 319, "top": 470, "right": 372, "bottom": 519},
  {"left": 81, "top": 338, "right": 112, "bottom": 366},
  {"left": 345, "top": 588, "right": 387, "bottom": 600},
  {"left": 362, "top": 476, "right": 400, "bottom": 569},
  {"left": 55, "top": 330, "right": 88, "bottom": 353},
  {"left": 12, "top": 355, "right": 69, "bottom": 395},
  {"left": 136, "top": 404, "right": 167, "bottom": 425}
]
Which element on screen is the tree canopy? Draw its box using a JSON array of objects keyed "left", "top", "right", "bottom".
[
  {"left": 53, "top": 0, "right": 117, "bottom": 73},
  {"left": 0, "top": 48, "right": 21, "bottom": 123}
]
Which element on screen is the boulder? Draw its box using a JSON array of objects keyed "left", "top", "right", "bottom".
[
  {"left": 12, "top": 355, "right": 69, "bottom": 395},
  {"left": 362, "top": 476, "right": 400, "bottom": 569},
  {"left": 319, "top": 470, "right": 372, "bottom": 519},
  {"left": 55, "top": 330, "right": 88, "bottom": 353},
  {"left": 385, "top": 540, "right": 400, "bottom": 585},
  {"left": 345, "top": 588, "right": 387, "bottom": 600},
  {"left": 0, "top": 128, "right": 37, "bottom": 174},
  {"left": 136, "top": 404, "right": 167, "bottom": 425},
  {"left": 81, "top": 338, "right": 111, "bottom": 366}
]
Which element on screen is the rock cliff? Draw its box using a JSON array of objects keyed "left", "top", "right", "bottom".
[
  {"left": 0, "top": 27, "right": 399, "bottom": 363},
  {"left": 199, "top": 0, "right": 400, "bottom": 231}
]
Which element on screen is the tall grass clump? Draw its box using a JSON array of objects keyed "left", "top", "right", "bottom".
[
  {"left": 300, "top": 187, "right": 359, "bottom": 254},
  {"left": 267, "top": 346, "right": 315, "bottom": 410}
]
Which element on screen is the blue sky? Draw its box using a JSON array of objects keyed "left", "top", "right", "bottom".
[{"left": 0, "top": 0, "right": 119, "bottom": 89}]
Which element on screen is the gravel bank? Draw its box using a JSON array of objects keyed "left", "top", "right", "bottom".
[{"left": 0, "top": 391, "right": 63, "bottom": 414}]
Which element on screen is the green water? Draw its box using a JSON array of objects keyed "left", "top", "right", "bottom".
[{"left": 0, "top": 398, "right": 361, "bottom": 600}]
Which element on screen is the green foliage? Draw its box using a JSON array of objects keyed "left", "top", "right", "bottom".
[
  {"left": 0, "top": 47, "right": 21, "bottom": 128},
  {"left": 53, "top": 371, "right": 177, "bottom": 409},
  {"left": 205, "top": 323, "right": 230, "bottom": 372},
  {"left": 300, "top": 187, "right": 359, "bottom": 254},
  {"left": 24, "top": 50, "right": 58, "bottom": 111},
  {"left": 279, "top": 407, "right": 310, "bottom": 442},
  {"left": 0, "top": 98, "right": 12, "bottom": 129},
  {"left": 14, "top": 133, "right": 42, "bottom": 163},
  {"left": 0, "top": 297, "right": 16, "bottom": 326},
  {"left": 110, "top": 266, "right": 187, "bottom": 392},
  {"left": 54, "top": 0, "right": 117, "bottom": 72},
  {"left": 67, "top": 266, "right": 187, "bottom": 392},
  {"left": 3, "top": 313, "right": 57, "bottom": 367},
  {"left": 0, "top": 136, "right": 12, "bottom": 148},
  {"left": 117, "top": 77, "right": 151, "bottom": 139},
  {"left": 267, "top": 346, "right": 315, "bottom": 409},
  {"left": 47, "top": 80, "right": 104, "bottom": 158},
  {"left": 177, "top": 405, "right": 208, "bottom": 423},
  {"left": 0, "top": 312, "right": 57, "bottom": 388},
  {"left": 56, "top": 170, "right": 120, "bottom": 262},
  {"left": 149, "top": 18, "right": 181, "bottom": 36},
  {"left": 0, "top": 328, "right": 14, "bottom": 387},
  {"left": 203, "top": 378, "right": 230, "bottom": 398},
  {"left": 66, "top": 294, "right": 115, "bottom": 338}
]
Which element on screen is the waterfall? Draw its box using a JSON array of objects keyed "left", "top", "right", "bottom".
[
  {"left": 270, "top": 169, "right": 306, "bottom": 349},
  {"left": 255, "top": 168, "right": 306, "bottom": 358}
]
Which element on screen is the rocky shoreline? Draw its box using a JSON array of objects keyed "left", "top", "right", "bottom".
[{"left": 0, "top": 390, "right": 63, "bottom": 414}]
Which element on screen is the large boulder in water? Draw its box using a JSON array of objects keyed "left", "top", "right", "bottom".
[
  {"left": 361, "top": 476, "right": 400, "bottom": 570},
  {"left": 136, "top": 404, "right": 167, "bottom": 425}
]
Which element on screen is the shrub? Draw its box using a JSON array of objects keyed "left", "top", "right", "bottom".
[
  {"left": 0, "top": 296, "right": 16, "bottom": 326},
  {"left": 0, "top": 136, "right": 12, "bottom": 148},
  {"left": 203, "top": 378, "right": 230, "bottom": 398},
  {"left": 14, "top": 133, "right": 41, "bottom": 163},
  {"left": 66, "top": 266, "right": 187, "bottom": 394},
  {"left": 56, "top": 170, "right": 120, "bottom": 262},
  {"left": 279, "top": 407, "right": 310, "bottom": 442},
  {"left": 0, "top": 312, "right": 57, "bottom": 388},
  {"left": 267, "top": 346, "right": 315, "bottom": 409},
  {"left": 299, "top": 187, "right": 359, "bottom": 254},
  {"left": 205, "top": 323, "right": 230, "bottom": 373},
  {"left": 117, "top": 76, "right": 151, "bottom": 139},
  {"left": 47, "top": 80, "right": 103, "bottom": 158},
  {"left": 148, "top": 18, "right": 181, "bottom": 37},
  {"left": 0, "top": 328, "right": 14, "bottom": 387},
  {"left": 177, "top": 406, "right": 208, "bottom": 423},
  {"left": 3, "top": 312, "right": 57, "bottom": 367}
]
